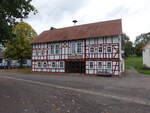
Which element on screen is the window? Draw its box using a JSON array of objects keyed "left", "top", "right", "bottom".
[
  {"left": 37, "top": 62, "right": 42, "bottom": 68},
  {"left": 0, "top": 59, "right": 2, "bottom": 63},
  {"left": 98, "top": 46, "right": 103, "bottom": 53},
  {"left": 36, "top": 50, "right": 39, "bottom": 56},
  {"left": 90, "top": 47, "right": 94, "bottom": 53},
  {"left": 89, "top": 62, "right": 94, "bottom": 69},
  {"left": 107, "top": 62, "right": 112, "bottom": 69},
  {"left": 71, "top": 43, "right": 76, "bottom": 54},
  {"left": 50, "top": 45, "right": 54, "bottom": 54},
  {"left": 52, "top": 62, "right": 56, "bottom": 68},
  {"left": 41, "top": 50, "right": 44, "bottom": 56},
  {"left": 60, "top": 61, "right": 64, "bottom": 68},
  {"left": 55, "top": 45, "right": 60, "bottom": 54},
  {"left": 107, "top": 46, "right": 112, "bottom": 53},
  {"left": 77, "top": 42, "right": 82, "bottom": 53},
  {"left": 43, "top": 62, "right": 47, "bottom": 68},
  {"left": 98, "top": 62, "right": 103, "bottom": 69}
]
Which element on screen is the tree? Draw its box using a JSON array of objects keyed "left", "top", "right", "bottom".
[
  {"left": 134, "top": 32, "right": 150, "bottom": 56},
  {"left": 0, "top": 0, "right": 37, "bottom": 44},
  {"left": 122, "top": 34, "right": 134, "bottom": 57},
  {"left": 4, "top": 21, "right": 37, "bottom": 67}
]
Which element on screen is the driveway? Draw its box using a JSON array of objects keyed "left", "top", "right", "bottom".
[{"left": 0, "top": 70, "right": 150, "bottom": 113}]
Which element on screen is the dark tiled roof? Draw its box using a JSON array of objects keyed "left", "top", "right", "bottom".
[{"left": 32, "top": 19, "right": 122, "bottom": 44}]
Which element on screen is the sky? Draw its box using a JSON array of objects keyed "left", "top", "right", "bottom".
[{"left": 26, "top": 0, "right": 150, "bottom": 42}]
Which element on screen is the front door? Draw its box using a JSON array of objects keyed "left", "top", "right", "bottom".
[{"left": 65, "top": 61, "right": 85, "bottom": 73}]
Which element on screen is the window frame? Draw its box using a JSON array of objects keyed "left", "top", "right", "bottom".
[
  {"left": 98, "top": 61, "right": 103, "bottom": 69},
  {"left": 59, "top": 61, "right": 64, "bottom": 68},
  {"left": 52, "top": 61, "right": 56, "bottom": 68},
  {"left": 89, "top": 61, "right": 94, "bottom": 69},
  {"left": 77, "top": 42, "right": 82, "bottom": 54},
  {"left": 89, "top": 47, "right": 95, "bottom": 53},
  {"left": 55, "top": 44, "right": 60, "bottom": 54},
  {"left": 107, "top": 46, "right": 112, "bottom": 53},
  {"left": 98, "top": 46, "right": 103, "bottom": 53},
  {"left": 37, "top": 62, "right": 42, "bottom": 68},
  {"left": 71, "top": 42, "right": 76, "bottom": 54},
  {"left": 43, "top": 62, "right": 47, "bottom": 68},
  {"left": 107, "top": 61, "right": 112, "bottom": 69},
  {"left": 50, "top": 44, "right": 55, "bottom": 54}
]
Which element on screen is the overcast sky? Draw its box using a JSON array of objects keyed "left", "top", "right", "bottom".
[{"left": 26, "top": 0, "right": 150, "bottom": 42}]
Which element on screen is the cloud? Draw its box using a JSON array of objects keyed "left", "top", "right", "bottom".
[
  {"left": 26, "top": 0, "right": 88, "bottom": 34},
  {"left": 26, "top": 0, "right": 150, "bottom": 42}
]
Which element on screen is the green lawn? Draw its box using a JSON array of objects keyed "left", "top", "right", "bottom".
[{"left": 125, "top": 56, "right": 150, "bottom": 75}]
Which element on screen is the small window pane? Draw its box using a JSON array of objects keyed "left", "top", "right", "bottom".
[
  {"left": 77, "top": 42, "right": 82, "bottom": 53},
  {"left": 55, "top": 45, "right": 60, "bottom": 54},
  {"left": 89, "top": 62, "right": 94, "bottom": 69},
  {"left": 98, "top": 46, "right": 103, "bottom": 53},
  {"left": 107, "top": 62, "right": 112, "bottom": 69},
  {"left": 90, "top": 47, "right": 94, "bottom": 53},
  {"left": 43, "top": 62, "right": 47, "bottom": 68},
  {"left": 98, "top": 62, "right": 103, "bottom": 69},
  {"left": 107, "top": 46, "right": 112, "bottom": 53},
  {"left": 71, "top": 43, "right": 76, "bottom": 54},
  {"left": 38, "top": 62, "right": 42, "bottom": 68},
  {"left": 60, "top": 61, "right": 64, "bottom": 68},
  {"left": 52, "top": 62, "right": 56, "bottom": 68},
  {"left": 50, "top": 45, "right": 54, "bottom": 54}
]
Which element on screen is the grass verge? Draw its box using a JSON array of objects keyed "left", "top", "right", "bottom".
[{"left": 125, "top": 56, "right": 150, "bottom": 75}]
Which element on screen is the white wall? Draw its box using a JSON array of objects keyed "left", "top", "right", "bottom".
[{"left": 143, "top": 44, "right": 150, "bottom": 67}]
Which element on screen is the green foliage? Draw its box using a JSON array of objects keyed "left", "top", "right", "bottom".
[
  {"left": 0, "top": 0, "right": 37, "bottom": 44},
  {"left": 125, "top": 56, "right": 142, "bottom": 69},
  {"left": 122, "top": 34, "right": 134, "bottom": 57},
  {"left": 134, "top": 43, "right": 144, "bottom": 56},
  {"left": 4, "top": 22, "right": 37, "bottom": 66},
  {"left": 134, "top": 32, "right": 150, "bottom": 56},
  {"left": 125, "top": 56, "right": 150, "bottom": 75}
]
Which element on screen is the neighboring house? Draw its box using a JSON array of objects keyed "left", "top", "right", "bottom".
[
  {"left": 32, "top": 19, "right": 124, "bottom": 76},
  {"left": 143, "top": 40, "right": 150, "bottom": 68},
  {"left": 0, "top": 49, "right": 8, "bottom": 67},
  {"left": 0, "top": 44, "right": 31, "bottom": 68}
]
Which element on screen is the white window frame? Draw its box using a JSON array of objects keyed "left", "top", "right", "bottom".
[
  {"left": 52, "top": 61, "right": 56, "bottom": 68},
  {"left": 107, "top": 61, "right": 112, "bottom": 69},
  {"left": 37, "top": 62, "right": 42, "bottom": 68},
  {"left": 55, "top": 44, "right": 60, "bottom": 54},
  {"left": 77, "top": 42, "right": 82, "bottom": 54},
  {"left": 71, "top": 42, "right": 76, "bottom": 54},
  {"left": 98, "top": 61, "right": 103, "bottom": 69},
  {"left": 50, "top": 44, "right": 55, "bottom": 54},
  {"left": 59, "top": 61, "right": 64, "bottom": 68},
  {"left": 43, "top": 62, "right": 47, "bottom": 68},
  {"left": 107, "top": 46, "right": 112, "bottom": 53},
  {"left": 98, "top": 46, "right": 103, "bottom": 53},
  {"left": 89, "top": 61, "right": 94, "bottom": 69},
  {"left": 89, "top": 47, "right": 94, "bottom": 53}
]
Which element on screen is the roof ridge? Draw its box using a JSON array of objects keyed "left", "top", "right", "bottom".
[{"left": 48, "top": 19, "right": 122, "bottom": 31}]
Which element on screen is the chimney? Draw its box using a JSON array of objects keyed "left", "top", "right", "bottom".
[{"left": 50, "top": 27, "right": 56, "bottom": 30}]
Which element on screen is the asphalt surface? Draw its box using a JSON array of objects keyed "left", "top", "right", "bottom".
[{"left": 0, "top": 70, "right": 150, "bottom": 113}]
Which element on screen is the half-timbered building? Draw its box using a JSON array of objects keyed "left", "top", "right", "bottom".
[{"left": 32, "top": 19, "right": 124, "bottom": 76}]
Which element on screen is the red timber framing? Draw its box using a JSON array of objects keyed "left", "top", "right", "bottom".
[{"left": 32, "top": 35, "right": 124, "bottom": 76}]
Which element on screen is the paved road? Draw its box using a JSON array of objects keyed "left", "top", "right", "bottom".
[{"left": 0, "top": 70, "right": 150, "bottom": 113}]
